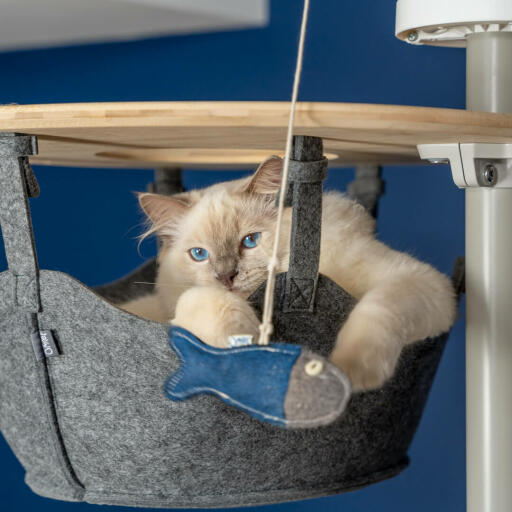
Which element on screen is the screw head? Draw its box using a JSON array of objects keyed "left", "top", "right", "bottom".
[
  {"left": 482, "top": 163, "right": 498, "bottom": 186},
  {"left": 408, "top": 31, "right": 419, "bottom": 42}
]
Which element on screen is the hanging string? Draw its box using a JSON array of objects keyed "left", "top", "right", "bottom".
[{"left": 258, "top": 0, "right": 311, "bottom": 346}]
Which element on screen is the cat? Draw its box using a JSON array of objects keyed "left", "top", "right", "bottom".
[{"left": 121, "top": 156, "right": 456, "bottom": 391}]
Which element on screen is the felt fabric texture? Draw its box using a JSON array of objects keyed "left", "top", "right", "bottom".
[
  {"left": 165, "top": 326, "right": 350, "bottom": 428},
  {"left": 0, "top": 276, "right": 85, "bottom": 503},
  {"left": 165, "top": 326, "right": 302, "bottom": 427},
  {"left": 0, "top": 139, "right": 84, "bottom": 501},
  {"left": 283, "top": 137, "right": 327, "bottom": 313},
  {"left": 251, "top": 273, "right": 356, "bottom": 357},
  {"left": 0, "top": 134, "right": 40, "bottom": 312},
  {"left": 284, "top": 350, "right": 351, "bottom": 427},
  {"left": 0, "top": 267, "right": 448, "bottom": 507},
  {"left": 0, "top": 271, "right": 446, "bottom": 507},
  {"left": 0, "top": 133, "right": 453, "bottom": 508}
]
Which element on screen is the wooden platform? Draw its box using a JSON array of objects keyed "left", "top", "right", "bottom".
[{"left": 1, "top": 102, "right": 512, "bottom": 169}]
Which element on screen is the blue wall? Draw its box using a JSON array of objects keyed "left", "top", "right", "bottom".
[{"left": 0, "top": 1, "right": 466, "bottom": 511}]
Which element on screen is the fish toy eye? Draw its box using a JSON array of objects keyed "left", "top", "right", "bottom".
[
  {"left": 242, "top": 232, "right": 261, "bottom": 249},
  {"left": 189, "top": 247, "right": 209, "bottom": 261}
]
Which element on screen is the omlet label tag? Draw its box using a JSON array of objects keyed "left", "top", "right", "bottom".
[
  {"left": 31, "top": 330, "right": 60, "bottom": 361},
  {"left": 228, "top": 334, "right": 254, "bottom": 348}
]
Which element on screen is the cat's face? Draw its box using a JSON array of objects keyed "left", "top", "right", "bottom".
[
  {"left": 140, "top": 157, "right": 290, "bottom": 298},
  {"left": 164, "top": 189, "right": 283, "bottom": 297}
]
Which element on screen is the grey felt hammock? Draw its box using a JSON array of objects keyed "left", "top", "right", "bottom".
[{"left": 0, "top": 133, "right": 461, "bottom": 508}]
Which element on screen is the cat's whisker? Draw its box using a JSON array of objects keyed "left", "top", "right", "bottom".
[{"left": 133, "top": 280, "right": 195, "bottom": 291}]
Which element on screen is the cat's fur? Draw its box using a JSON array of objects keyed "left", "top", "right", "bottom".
[{"left": 121, "top": 157, "right": 456, "bottom": 391}]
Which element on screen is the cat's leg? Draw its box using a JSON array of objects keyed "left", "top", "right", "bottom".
[
  {"left": 172, "top": 286, "right": 260, "bottom": 348},
  {"left": 119, "top": 294, "right": 168, "bottom": 322},
  {"left": 322, "top": 234, "right": 457, "bottom": 391}
]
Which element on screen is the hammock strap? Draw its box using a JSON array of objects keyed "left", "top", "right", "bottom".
[
  {"left": 283, "top": 136, "right": 327, "bottom": 313},
  {"left": 0, "top": 133, "right": 41, "bottom": 312}
]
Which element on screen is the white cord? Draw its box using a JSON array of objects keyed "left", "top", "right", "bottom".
[{"left": 258, "top": 0, "right": 311, "bottom": 345}]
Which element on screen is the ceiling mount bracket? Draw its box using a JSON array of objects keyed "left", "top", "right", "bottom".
[{"left": 418, "top": 143, "right": 512, "bottom": 188}]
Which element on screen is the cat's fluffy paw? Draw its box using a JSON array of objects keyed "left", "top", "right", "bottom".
[
  {"left": 330, "top": 318, "right": 402, "bottom": 392},
  {"left": 172, "top": 286, "right": 260, "bottom": 348}
]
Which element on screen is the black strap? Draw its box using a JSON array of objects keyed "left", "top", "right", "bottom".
[
  {"left": 22, "top": 156, "right": 40, "bottom": 198},
  {"left": 0, "top": 133, "right": 40, "bottom": 312},
  {"left": 147, "top": 167, "right": 184, "bottom": 195},
  {"left": 347, "top": 164, "right": 385, "bottom": 219},
  {"left": 452, "top": 256, "right": 465, "bottom": 299},
  {"left": 283, "top": 136, "right": 327, "bottom": 313}
]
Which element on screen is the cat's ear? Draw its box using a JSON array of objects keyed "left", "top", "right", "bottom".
[
  {"left": 138, "top": 193, "right": 189, "bottom": 223},
  {"left": 246, "top": 156, "right": 283, "bottom": 195},
  {"left": 138, "top": 192, "right": 190, "bottom": 241}
]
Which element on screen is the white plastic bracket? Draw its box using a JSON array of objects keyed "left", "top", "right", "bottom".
[
  {"left": 396, "top": 0, "right": 512, "bottom": 47},
  {"left": 401, "top": 23, "right": 512, "bottom": 48},
  {"left": 418, "top": 143, "right": 512, "bottom": 189}
]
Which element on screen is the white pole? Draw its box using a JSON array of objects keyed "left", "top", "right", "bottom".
[{"left": 466, "top": 32, "right": 512, "bottom": 512}]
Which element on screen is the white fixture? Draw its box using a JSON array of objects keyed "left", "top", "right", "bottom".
[
  {"left": 396, "top": 0, "right": 512, "bottom": 47},
  {"left": 418, "top": 143, "right": 512, "bottom": 188}
]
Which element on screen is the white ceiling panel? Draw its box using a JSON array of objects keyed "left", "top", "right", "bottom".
[{"left": 0, "top": 0, "right": 268, "bottom": 51}]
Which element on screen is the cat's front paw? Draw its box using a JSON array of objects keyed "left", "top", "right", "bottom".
[
  {"left": 330, "top": 322, "right": 402, "bottom": 392},
  {"left": 171, "top": 286, "right": 260, "bottom": 348}
]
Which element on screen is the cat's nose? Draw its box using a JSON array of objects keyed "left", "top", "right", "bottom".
[{"left": 217, "top": 271, "right": 239, "bottom": 290}]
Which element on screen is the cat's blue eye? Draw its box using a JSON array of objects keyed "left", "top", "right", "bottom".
[
  {"left": 189, "top": 247, "right": 209, "bottom": 262},
  {"left": 242, "top": 232, "right": 261, "bottom": 249}
]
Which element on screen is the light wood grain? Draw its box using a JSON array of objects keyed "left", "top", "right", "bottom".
[{"left": 1, "top": 102, "right": 511, "bottom": 168}]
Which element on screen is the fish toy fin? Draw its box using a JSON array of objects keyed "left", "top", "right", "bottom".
[{"left": 165, "top": 326, "right": 351, "bottom": 428}]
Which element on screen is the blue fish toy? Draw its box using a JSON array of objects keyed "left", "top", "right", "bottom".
[{"left": 165, "top": 326, "right": 351, "bottom": 428}]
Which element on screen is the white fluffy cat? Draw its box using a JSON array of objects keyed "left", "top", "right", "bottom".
[{"left": 121, "top": 157, "right": 456, "bottom": 391}]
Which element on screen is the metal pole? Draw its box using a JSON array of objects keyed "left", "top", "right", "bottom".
[
  {"left": 465, "top": 32, "right": 512, "bottom": 512},
  {"left": 467, "top": 33, "right": 512, "bottom": 114}
]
